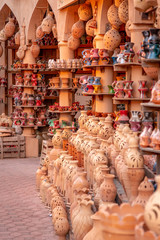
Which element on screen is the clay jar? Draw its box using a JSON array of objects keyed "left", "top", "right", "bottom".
[
  {"left": 41, "top": 12, "right": 54, "bottom": 34},
  {"left": 118, "top": 0, "right": 129, "bottom": 24},
  {"left": 72, "top": 20, "right": 85, "bottom": 39},
  {"left": 135, "top": 221, "right": 160, "bottom": 240},
  {"left": 139, "top": 127, "right": 151, "bottom": 148},
  {"left": 4, "top": 18, "right": 15, "bottom": 38},
  {"left": 54, "top": 217, "right": 70, "bottom": 239},
  {"left": 36, "top": 25, "right": 45, "bottom": 39},
  {"left": 30, "top": 41, "right": 40, "bottom": 58},
  {"left": 107, "top": 4, "right": 122, "bottom": 29},
  {"left": 99, "top": 174, "right": 117, "bottom": 202},
  {"left": 72, "top": 172, "right": 89, "bottom": 194},
  {"left": 144, "top": 175, "right": 160, "bottom": 235},
  {"left": 68, "top": 36, "right": 80, "bottom": 50},
  {"left": 115, "top": 0, "right": 124, "bottom": 7},
  {"left": 99, "top": 114, "right": 114, "bottom": 140},
  {"left": 104, "top": 28, "right": 121, "bottom": 51},
  {"left": 78, "top": 111, "right": 88, "bottom": 129},
  {"left": 52, "top": 129, "right": 63, "bottom": 148},
  {"left": 78, "top": 2, "right": 92, "bottom": 21},
  {"left": 72, "top": 199, "right": 94, "bottom": 240},
  {"left": 132, "top": 176, "right": 154, "bottom": 207}
]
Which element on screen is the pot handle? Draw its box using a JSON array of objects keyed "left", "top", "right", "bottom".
[{"left": 138, "top": 111, "right": 143, "bottom": 120}]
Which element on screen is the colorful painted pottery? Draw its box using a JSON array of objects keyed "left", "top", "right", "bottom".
[
  {"left": 4, "top": 18, "right": 15, "bottom": 38},
  {"left": 30, "top": 41, "right": 40, "bottom": 58},
  {"left": 90, "top": 49, "right": 99, "bottom": 65},
  {"left": 118, "top": 0, "right": 129, "bottom": 23},
  {"left": 68, "top": 36, "right": 80, "bottom": 50},
  {"left": 141, "top": 30, "right": 150, "bottom": 59},
  {"left": 108, "top": 85, "right": 115, "bottom": 94},
  {"left": 99, "top": 174, "right": 117, "bottom": 202},
  {"left": 104, "top": 28, "right": 121, "bottom": 51},
  {"left": 144, "top": 175, "right": 160, "bottom": 235},
  {"left": 72, "top": 20, "right": 85, "bottom": 39},
  {"left": 78, "top": 2, "right": 92, "bottom": 21},
  {"left": 142, "top": 111, "right": 153, "bottom": 129},
  {"left": 107, "top": 4, "right": 122, "bottom": 29},
  {"left": 41, "top": 12, "right": 54, "bottom": 34}
]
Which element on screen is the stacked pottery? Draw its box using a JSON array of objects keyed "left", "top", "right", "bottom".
[{"left": 50, "top": 129, "right": 63, "bottom": 162}]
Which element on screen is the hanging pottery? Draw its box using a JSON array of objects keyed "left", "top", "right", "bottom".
[
  {"left": 30, "top": 41, "right": 40, "bottom": 58},
  {"left": 134, "top": 0, "right": 157, "bottom": 12},
  {"left": 78, "top": 2, "right": 92, "bottom": 21},
  {"left": 144, "top": 175, "right": 160, "bottom": 235},
  {"left": 15, "top": 31, "right": 20, "bottom": 45},
  {"left": 125, "top": 20, "right": 131, "bottom": 37},
  {"left": 68, "top": 36, "right": 80, "bottom": 50},
  {"left": 115, "top": 0, "right": 125, "bottom": 7},
  {"left": 41, "top": 12, "right": 54, "bottom": 34},
  {"left": 36, "top": 25, "right": 45, "bottom": 39},
  {"left": 118, "top": 0, "right": 129, "bottom": 23},
  {"left": 72, "top": 20, "right": 85, "bottom": 39},
  {"left": 4, "top": 18, "right": 15, "bottom": 38},
  {"left": 0, "top": 29, "right": 7, "bottom": 41},
  {"left": 107, "top": 4, "right": 122, "bottom": 29},
  {"left": 104, "top": 28, "right": 121, "bottom": 51},
  {"left": 0, "top": 42, "right": 3, "bottom": 57},
  {"left": 86, "top": 18, "right": 97, "bottom": 37}
]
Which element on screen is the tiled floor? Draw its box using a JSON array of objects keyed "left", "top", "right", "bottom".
[{"left": 0, "top": 158, "right": 58, "bottom": 240}]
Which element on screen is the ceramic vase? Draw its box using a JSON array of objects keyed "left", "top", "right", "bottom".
[
  {"left": 144, "top": 175, "right": 160, "bottom": 235},
  {"left": 4, "top": 18, "right": 15, "bottom": 38},
  {"left": 30, "top": 41, "right": 40, "bottom": 58},
  {"left": 41, "top": 12, "right": 54, "bottom": 34},
  {"left": 72, "top": 20, "right": 85, "bottom": 39},
  {"left": 99, "top": 174, "right": 117, "bottom": 202},
  {"left": 107, "top": 4, "right": 122, "bottom": 29},
  {"left": 78, "top": 2, "right": 92, "bottom": 21},
  {"left": 36, "top": 25, "right": 45, "bottom": 39},
  {"left": 118, "top": 0, "right": 129, "bottom": 24},
  {"left": 15, "top": 31, "right": 20, "bottom": 45},
  {"left": 68, "top": 36, "right": 80, "bottom": 50},
  {"left": 104, "top": 28, "right": 121, "bottom": 51}
]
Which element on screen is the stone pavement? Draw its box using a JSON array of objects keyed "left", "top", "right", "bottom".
[{"left": 0, "top": 158, "right": 58, "bottom": 240}]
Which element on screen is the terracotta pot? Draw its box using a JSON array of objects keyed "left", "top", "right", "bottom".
[
  {"left": 132, "top": 176, "right": 154, "bottom": 207},
  {"left": 107, "top": 4, "right": 122, "bottom": 29},
  {"left": 23, "top": 48, "right": 36, "bottom": 64},
  {"left": 4, "top": 18, "right": 15, "bottom": 38},
  {"left": 99, "top": 174, "right": 116, "bottom": 202},
  {"left": 134, "top": 0, "right": 157, "bottom": 12},
  {"left": 118, "top": 0, "right": 129, "bottom": 23},
  {"left": 54, "top": 217, "right": 70, "bottom": 239},
  {"left": 0, "top": 42, "right": 3, "bottom": 57},
  {"left": 78, "top": 111, "right": 88, "bottom": 129},
  {"left": 78, "top": 2, "right": 92, "bottom": 21},
  {"left": 72, "top": 20, "right": 85, "bottom": 39},
  {"left": 15, "top": 31, "right": 20, "bottom": 45},
  {"left": 52, "top": 206, "right": 67, "bottom": 224},
  {"left": 144, "top": 175, "right": 160, "bottom": 235},
  {"left": 36, "top": 25, "right": 45, "bottom": 39},
  {"left": 99, "top": 114, "right": 114, "bottom": 140},
  {"left": 72, "top": 200, "right": 94, "bottom": 240},
  {"left": 104, "top": 28, "right": 121, "bottom": 51},
  {"left": 0, "top": 28, "right": 7, "bottom": 41},
  {"left": 135, "top": 221, "right": 160, "bottom": 240},
  {"left": 52, "top": 129, "right": 63, "bottom": 148},
  {"left": 41, "top": 12, "right": 54, "bottom": 34},
  {"left": 86, "top": 18, "right": 96, "bottom": 37},
  {"left": 72, "top": 172, "right": 89, "bottom": 194},
  {"left": 30, "top": 41, "right": 40, "bottom": 58},
  {"left": 68, "top": 36, "right": 80, "bottom": 50}
]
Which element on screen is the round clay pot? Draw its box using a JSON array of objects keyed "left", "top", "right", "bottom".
[
  {"left": 30, "top": 41, "right": 40, "bottom": 58},
  {"left": 36, "top": 25, "right": 45, "bottom": 39},
  {"left": 72, "top": 172, "right": 89, "bottom": 193},
  {"left": 52, "top": 206, "right": 67, "bottom": 224},
  {"left": 144, "top": 175, "right": 160, "bottom": 235},
  {"left": 0, "top": 42, "right": 3, "bottom": 57},
  {"left": 132, "top": 176, "right": 154, "bottom": 207},
  {"left": 118, "top": 0, "right": 129, "bottom": 23},
  {"left": 15, "top": 31, "right": 20, "bottom": 45},
  {"left": 86, "top": 18, "right": 96, "bottom": 37},
  {"left": 99, "top": 174, "right": 117, "bottom": 202},
  {"left": 4, "top": 17, "right": 15, "bottom": 38},
  {"left": 78, "top": 111, "right": 88, "bottom": 129},
  {"left": 41, "top": 12, "right": 54, "bottom": 34},
  {"left": 68, "top": 36, "right": 80, "bottom": 50},
  {"left": 52, "top": 129, "right": 63, "bottom": 148},
  {"left": 54, "top": 217, "right": 70, "bottom": 238},
  {"left": 72, "top": 20, "right": 85, "bottom": 39},
  {"left": 107, "top": 4, "right": 122, "bottom": 29},
  {"left": 78, "top": 2, "right": 92, "bottom": 21},
  {"left": 104, "top": 28, "right": 121, "bottom": 51},
  {"left": 0, "top": 28, "right": 7, "bottom": 41}
]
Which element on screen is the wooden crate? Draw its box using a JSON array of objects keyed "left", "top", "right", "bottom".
[
  {"left": 40, "top": 140, "right": 53, "bottom": 165},
  {"left": 0, "top": 136, "right": 26, "bottom": 159}
]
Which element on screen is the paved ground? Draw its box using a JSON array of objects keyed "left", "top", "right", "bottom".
[{"left": 0, "top": 158, "right": 58, "bottom": 240}]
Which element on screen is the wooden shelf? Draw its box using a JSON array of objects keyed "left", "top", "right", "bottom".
[
  {"left": 44, "top": 96, "right": 59, "bottom": 99},
  {"left": 114, "top": 62, "right": 141, "bottom": 67},
  {"left": 48, "top": 110, "right": 78, "bottom": 113},
  {"left": 21, "top": 125, "right": 46, "bottom": 128},
  {"left": 82, "top": 92, "right": 114, "bottom": 96},
  {"left": 40, "top": 45, "right": 58, "bottom": 49},
  {"left": 13, "top": 85, "right": 38, "bottom": 88},
  {"left": 48, "top": 87, "right": 78, "bottom": 91},
  {"left": 14, "top": 105, "right": 46, "bottom": 108},
  {"left": 78, "top": 44, "right": 93, "bottom": 48},
  {"left": 141, "top": 102, "right": 160, "bottom": 110},
  {"left": 113, "top": 98, "right": 150, "bottom": 101},
  {"left": 83, "top": 64, "right": 113, "bottom": 69},
  {"left": 8, "top": 69, "right": 58, "bottom": 74},
  {"left": 142, "top": 59, "right": 160, "bottom": 63},
  {"left": 140, "top": 146, "right": 160, "bottom": 155}
]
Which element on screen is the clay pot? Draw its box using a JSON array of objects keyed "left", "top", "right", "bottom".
[
  {"left": 68, "top": 36, "right": 80, "bottom": 50},
  {"left": 36, "top": 25, "right": 45, "bottom": 39},
  {"left": 134, "top": 0, "right": 157, "bottom": 12},
  {"left": 132, "top": 176, "right": 154, "bottom": 207},
  {"left": 23, "top": 48, "right": 36, "bottom": 64},
  {"left": 15, "top": 31, "right": 20, "bottom": 45},
  {"left": 115, "top": 0, "right": 125, "bottom": 7},
  {"left": 99, "top": 174, "right": 117, "bottom": 202},
  {"left": 104, "top": 28, "right": 121, "bottom": 51},
  {"left": 0, "top": 28, "right": 7, "bottom": 41},
  {"left": 78, "top": 2, "right": 92, "bottom": 21},
  {"left": 54, "top": 217, "right": 70, "bottom": 239},
  {"left": 140, "top": 127, "right": 151, "bottom": 148},
  {"left": 52, "top": 129, "right": 63, "bottom": 148},
  {"left": 72, "top": 20, "right": 85, "bottom": 39},
  {"left": 135, "top": 221, "right": 160, "bottom": 240},
  {"left": 144, "top": 175, "right": 160, "bottom": 235},
  {"left": 78, "top": 111, "right": 88, "bottom": 129},
  {"left": 41, "top": 12, "right": 54, "bottom": 34},
  {"left": 72, "top": 199, "right": 94, "bottom": 240},
  {"left": 118, "top": 0, "right": 129, "bottom": 23},
  {"left": 52, "top": 206, "right": 67, "bottom": 224},
  {"left": 4, "top": 18, "right": 15, "bottom": 38},
  {"left": 86, "top": 18, "right": 96, "bottom": 37},
  {"left": 107, "top": 4, "right": 122, "bottom": 29},
  {"left": 30, "top": 41, "right": 40, "bottom": 58},
  {"left": 0, "top": 42, "right": 3, "bottom": 57},
  {"left": 36, "top": 167, "right": 44, "bottom": 190},
  {"left": 99, "top": 114, "right": 114, "bottom": 140}
]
